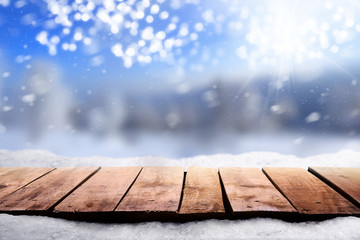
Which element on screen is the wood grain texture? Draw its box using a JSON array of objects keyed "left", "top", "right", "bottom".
[
  {"left": 115, "top": 166, "right": 184, "bottom": 212},
  {"left": 0, "top": 167, "right": 54, "bottom": 200},
  {"left": 263, "top": 167, "right": 360, "bottom": 215},
  {"left": 54, "top": 167, "right": 142, "bottom": 213},
  {"left": 219, "top": 167, "right": 296, "bottom": 213},
  {"left": 179, "top": 166, "right": 225, "bottom": 214},
  {"left": 0, "top": 167, "right": 99, "bottom": 212},
  {"left": 309, "top": 167, "right": 360, "bottom": 208}
]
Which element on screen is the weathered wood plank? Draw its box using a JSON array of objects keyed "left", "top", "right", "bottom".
[
  {"left": 0, "top": 167, "right": 99, "bottom": 212},
  {"left": 0, "top": 167, "right": 54, "bottom": 200},
  {"left": 309, "top": 167, "right": 360, "bottom": 208},
  {"left": 54, "top": 167, "right": 142, "bottom": 213},
  {"left": 115, "top": 166, "right": 184, "bottom": 213},
  {"left": 179, "top": 166, "right": 225, "bottom": 215},
  {"left": 219, "top": 167, "right": 296, "bottom": 216},
  {"left": 263, "top": 167, "right": 360, "bottom": 215}
]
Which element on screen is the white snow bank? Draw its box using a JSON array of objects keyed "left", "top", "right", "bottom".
[
  {"left": 1, "top": 149, "right": 360, "bottom": 168},
  {"left": 2, "top": 130, "right": 360, "bottom": 159},
  {"left": 0, "top": 149, "right": 360, "bottom": 239},
  {"left": 0, "top": 214, "right": 359, "bottom": 240}
]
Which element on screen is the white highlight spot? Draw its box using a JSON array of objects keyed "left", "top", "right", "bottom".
[
  {"left": 112, "top": 44, "right": 123, "bottom": 57},
  {"left": 22, "top": 93, "right": 36, "bottom": 106},
  {"left": 50, "top": 36, "right": 60, "bottom": 44},
  {"left": 305, "top": 112, "right": 321, "bottom": 123},
  {"left": 270, "top": 105, "right": 282, "bottom": 114},
  {"left": 202, "top": 10, "right": 214, "bottom": 23},
  {"left": 141, "top": 27, "right": 154, "bottom": 40},
  {"left": 150, "top": 4, "right": 159, "bottom": 14},
  {"left": 83, "top": 37, "right": 92, "bottom": 45},
  {"left": 62, "top": 43, "right": 69, "bottom": 50},
  {"left": 156, "top": 31, "right": 166, "bottom": 40},
  {"left": 194, "top": 22, "right": 204, "bottom": 32},
  {"left": 74, "top": 31, "right": 83, "bottom": 41},
  {"left": 2, "top": 72, "right": 10, "bottom": 78},
  {"left": 2, "top": 106, "right": 12, "bottom": 112},
  {"left": 63, "top": 28, "right": 70, "bottom": 35},
  {"left": 146, "top": 15, "right": 153, "bottom": 23},
  {"left": 81, "top": 13, "right": 90, "bottom": 22},
  {"left": 160, "top": 11, "right": 169, "bottom": 20},
  {"left": 36, "top": 31, "right": 48, "bottom": 45},
  {"left": 125, "top": 47, "right": 136, "bottom": 57},
  {"left": 69, "top": 43, "right": 77, "bottom": 51},
  {"left": 179, "top": 25, "right": 189, "bottom": 36},
  {"left": 0, "top": 0, "right": 10, "bottom": 7}
]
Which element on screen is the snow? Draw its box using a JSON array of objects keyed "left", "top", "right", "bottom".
[
  {"left": 2, "top": 130, "right": 360, "bottom": 159},
  {"left": 0, "top": 149, "right": 360, "bottom": 239},
  {"left": 1, "top": 214, "right": 359, "bottom": 240}
]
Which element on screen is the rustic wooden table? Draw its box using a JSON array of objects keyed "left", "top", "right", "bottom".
[{"left": 0, "top": 166, "right": 359, "bottom": 222}]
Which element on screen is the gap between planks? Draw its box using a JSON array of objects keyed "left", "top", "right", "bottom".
[
  {"left": 263, "top": 167, "right": 360, "bottom": 216},
  {"left": 308, "top": 167, "right": 360, "bottom": 209}
]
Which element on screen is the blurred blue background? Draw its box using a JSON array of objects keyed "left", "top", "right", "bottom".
[{"left": 1, "top": 0, "right": 360, "bottom": 158}]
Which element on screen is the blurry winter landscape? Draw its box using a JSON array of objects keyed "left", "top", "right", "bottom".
[
  {"left": 1, "top": 0, "right": 360, "bottom": 158},
  {"left": 1, "top": 0, "right": 360, "bottom": 239}
]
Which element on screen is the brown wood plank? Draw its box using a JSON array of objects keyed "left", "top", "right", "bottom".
[
  {"left": 0, "top": 167, "right": 99, "bottom": 212},
  {"left": 219, "top": 167, "right": 296, "bottom": 215},
  {"left": 179, "top": 166, "right": 225, "bottom": 215},
  {"left": 309, "top": 167, "right": 360, "bottom": 208},
  {"left": 263, "top": 167, "right": 360, "bottom": 215},
  {"left": 0, "top": 167, "right": 54, "bottom": 200},
  {"left": 115, "top": 166, "right": 184, "bottom": 213},
  {"left": 54, "top": 167, "right": 142, "bottom": 213}
]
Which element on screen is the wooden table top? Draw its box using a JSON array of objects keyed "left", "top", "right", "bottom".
[{"left": 0, "top": 166, "right": 359, "bottom": 222}]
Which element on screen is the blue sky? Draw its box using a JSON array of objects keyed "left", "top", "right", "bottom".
[{"left": 1, "top": 0, "right": 360, "bottom": 92}]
